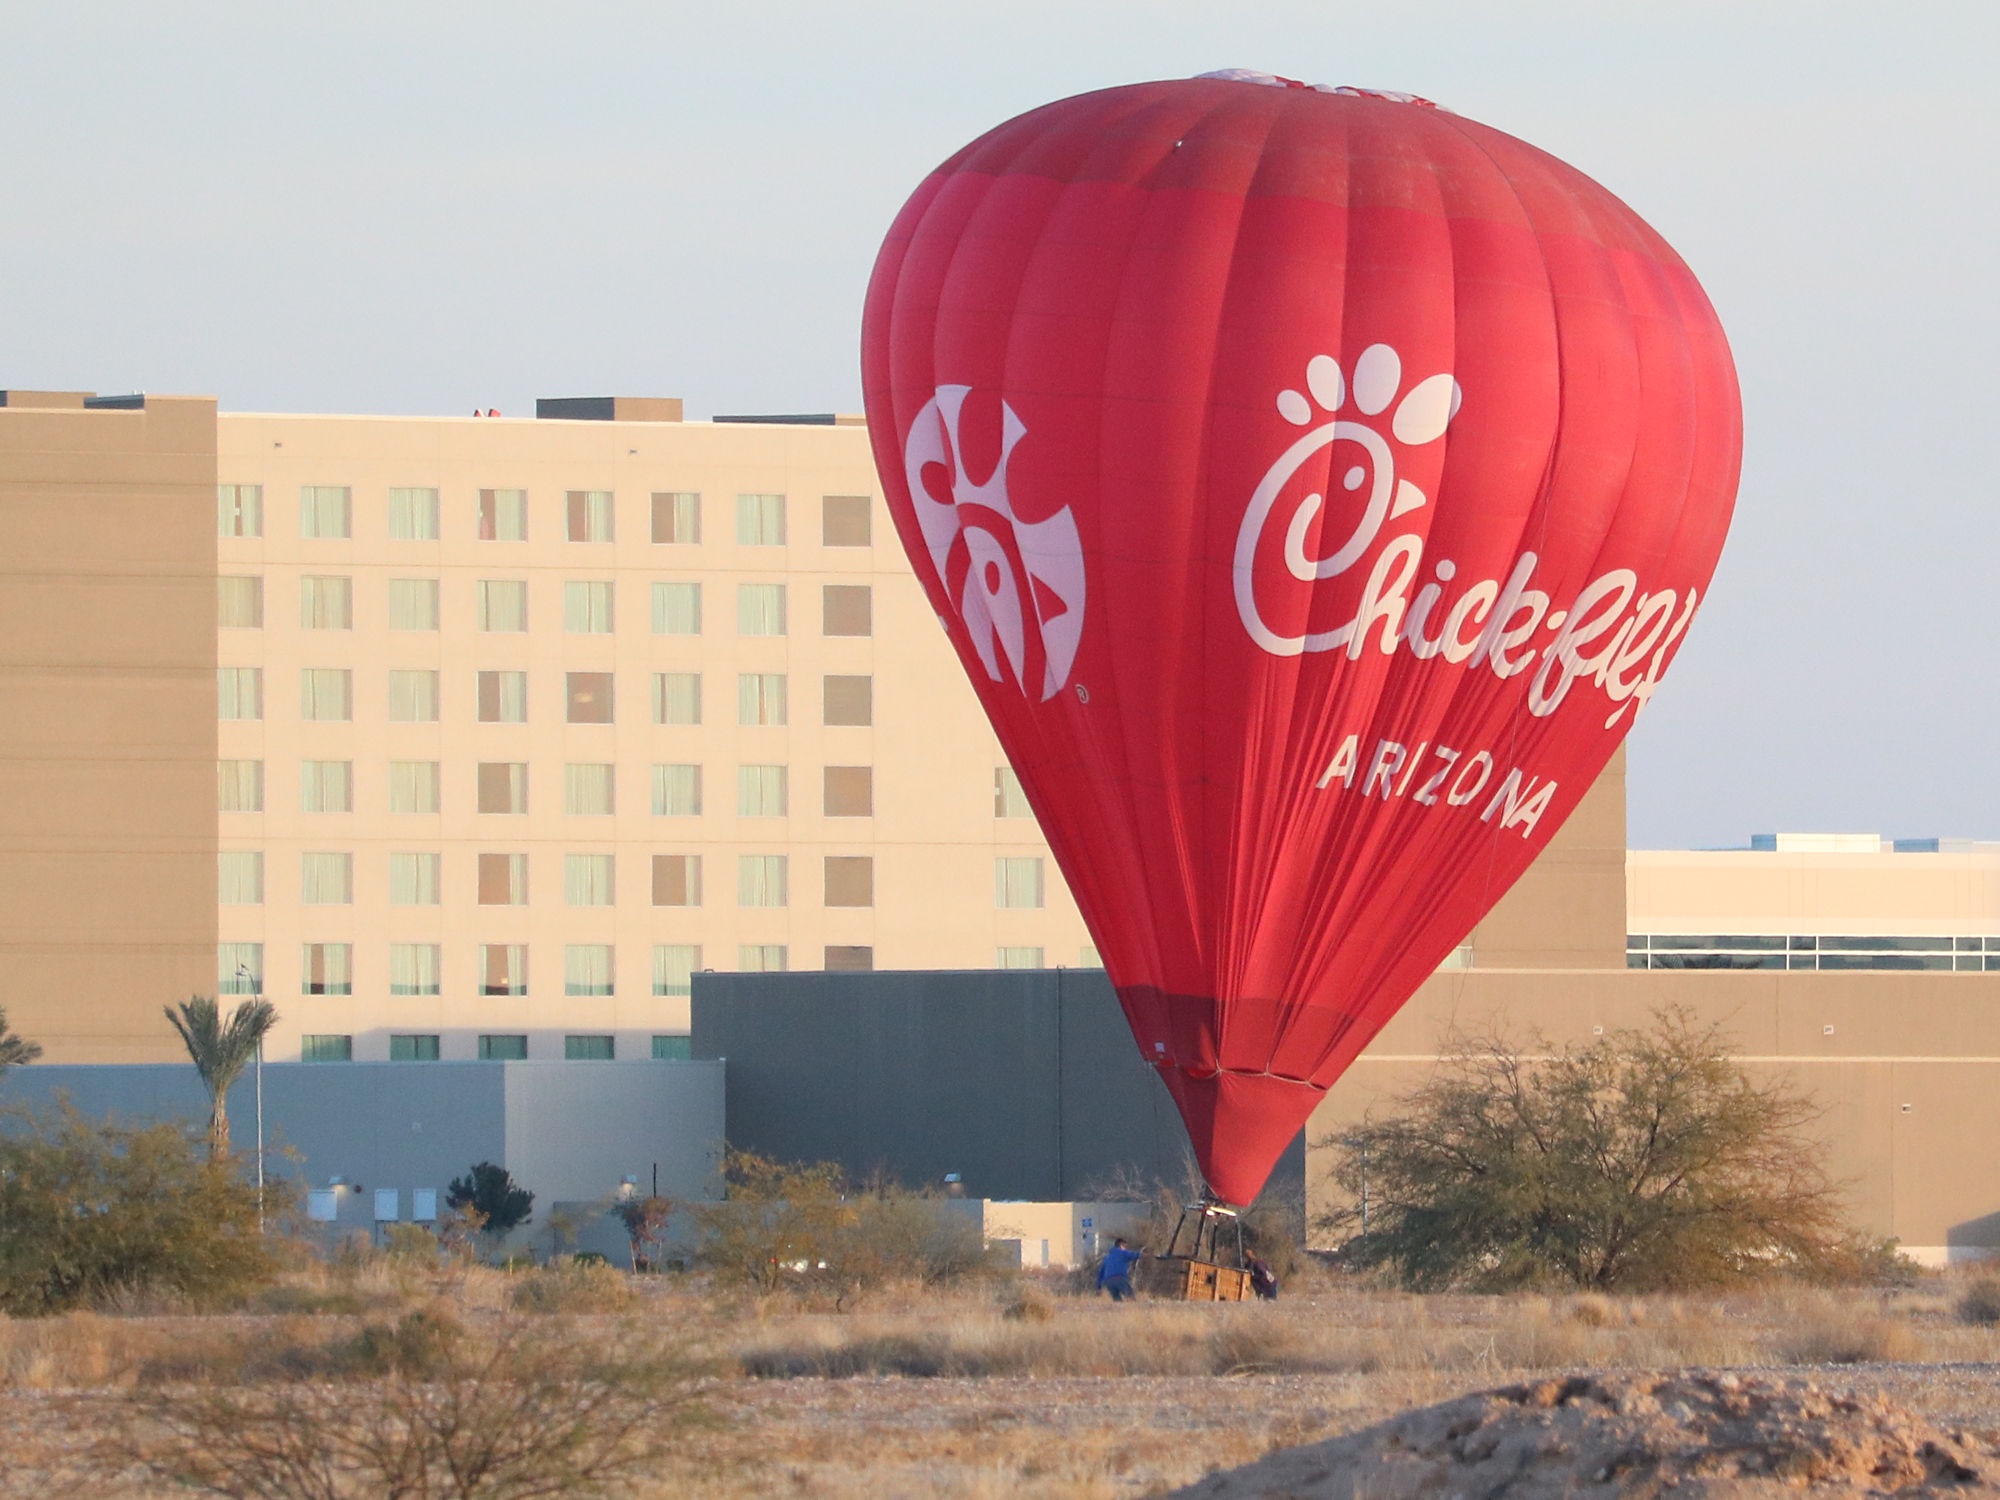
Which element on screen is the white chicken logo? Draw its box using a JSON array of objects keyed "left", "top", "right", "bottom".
[
  {"left": 1234, "top": 344, "right": 1461, "bottom": 656},
  {"left": 904, "top": 385, "right": 1086, "bottom": 702}
]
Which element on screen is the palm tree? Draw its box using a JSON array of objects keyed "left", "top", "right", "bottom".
[
  {"left": 0, "top": 1005, "right": 42, "bottom": 1071},
  {"left": 165, "top": 995, "right": 277, "bottom": 1160}
]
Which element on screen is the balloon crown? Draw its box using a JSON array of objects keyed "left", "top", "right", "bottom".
[{"left": 1196, "top": 69, "right": 1441, "bottom": 109}]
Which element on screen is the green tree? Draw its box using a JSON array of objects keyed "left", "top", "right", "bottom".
[
  {"left": 0, "top": 1005, "right": 42, "bottom": 1072},
  {"left": 164, "top": 994, "right": 277, "bottom": 1161},
  {"left": 446, "top": 1161, "right": 535, "bottom": 1236},
  {"left": 0, "top": 1102, "right": 281, "bottom": 1314},
  {"left": 1319, "top": 1008, "right": 1848, "bottom": 1291}
]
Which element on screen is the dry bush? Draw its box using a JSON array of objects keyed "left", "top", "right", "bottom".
[
  {"left": 509, "top": 1259, "right": 638, "bottom": 1315},
  {"left": 1773, "top": 1309, "right": 1919, "bottom": 1365},
  {"left": 104, "top": 1310, "right": 718, "bottom": 1499},
  {"left": 1002, "top": 1286, "right": 1055, "bottom": 1323},
  {"left": 1959, "top": 1277, "right": 2000, "bottom": 1326}
]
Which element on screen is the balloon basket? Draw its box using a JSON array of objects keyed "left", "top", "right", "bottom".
[{"left": 1134, "top": 1199, "right": 1253, "bottom": 1302}]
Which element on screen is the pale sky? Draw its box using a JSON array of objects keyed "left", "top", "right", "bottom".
[{"left": 2, "top": 2, "right": 1993, "bottom": 849}]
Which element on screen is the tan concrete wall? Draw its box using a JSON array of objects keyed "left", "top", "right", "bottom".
[
  {"left": 1630, "top": 846, "right": 2000, "bottom": 937},
  {"left": 1306, "top": 964, "right": 2000, "bottom": 1261},
  {"left": 216, "top": 413, "right": 1093, "bottom": 1063},
  {"left": 0, "top": 396, "right": 218, "bottom": 1061},
  {"left": 1464, "top": 747, "right": 1628, "bottom": 970}
]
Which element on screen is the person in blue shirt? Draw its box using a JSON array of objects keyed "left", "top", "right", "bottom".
[{"left": 1096, "top": 1236, "right": 1142, "bottom": 1301}]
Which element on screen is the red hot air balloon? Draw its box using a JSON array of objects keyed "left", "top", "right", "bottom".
[{"left": 861, "top": 70, "right": 1742, "bottom": 1207}]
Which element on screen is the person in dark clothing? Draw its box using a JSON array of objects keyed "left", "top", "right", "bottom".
[
  {"left": 1096, "top": 1237, "right": 1142, "bottom": 1301},
  {"left": 1247, "top": 1253, "right": 1278, "bottom": 1301}
]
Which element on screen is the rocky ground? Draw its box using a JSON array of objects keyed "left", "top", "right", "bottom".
[{"left": 1170, "top": 1372, "right": 2000, "bottom": 1498}]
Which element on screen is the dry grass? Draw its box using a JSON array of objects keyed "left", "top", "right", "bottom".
[{"left": 7, "top": 1263, "right": 2000, "bottom": 1497}]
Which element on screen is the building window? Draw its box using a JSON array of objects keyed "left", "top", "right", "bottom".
[
  {"left": 1078, "top": 944, "right": 1103, "bottom": 967},
  {"left": 388, "top": 577, "right": 440, "bottom": 630},
  {"left": 301, "top": 668, "right": 352, "bottom": 722},
  {"left": 302, "top": 852, "right": 353, "bottom": 904},
  {"left": 566, "top": 490, "right": 614, "bottom": 542},
  {"left": 823, "top": 674, "right": 871, "bottom": 726},
  {"left": 737, "top": 673, "right": 787, "bottom": 726},
  {"left": 737, "top": 765, "right": 787, "bottom": 817},
  {"left": 824, "top": 856, "right": 873, "bottom": 908},
  {"left": 651, "top": 855, "right": 701, "bottom": 907},
  {"left": 300, "top": 486, "right": 352, "bottom": 540},
  {"left": 219, "top": 760, "right": 264, "bottom": 813},
  {"left": 218, "top": 575, "right": 263, "bottom": 628},
  {"left": 301, "top": 575, "right": 353, "bottom": 629},
  {"left": 477, "top": 670, "right": 528, "bottom": 723},
  {"left": 565, "top": 763, "right": 615, "bottom": 816},
  {"left": 476, "top": 578, "right": 528, "bottom": 631},
  {"left": 389, "top": 943, "right": 442, "bottom": 995},
  {"left": 390, "top": 1034, "right": 441, "bottom": 1062},
  {"left": 735, "top": 492, "right": 785, "bottom": 546},
  {"left": 480, "top": 943, "right": 527, "bottom": 994},
  {"left": 822, "top": 494, "right": 871, "bottom": 547},
  {"left": 653, "top": 944, "right": 700, "bottom": 996},
  {"left": 824, "top": 766, "right": 873, "bottom": 817},
  {"left": 303, "top": 942, "right": 353, "bottom": 995},
  {"left": 995, "top": 767, "right": 1031, "bottom": 818},
  {"left": 477, "top": 853, "right": 528, "bottom": 906},
  {"left": 300, "top": 760, "right": 353, "bottom": 813},
  {"left": 996, "top": 947, "right": 1046, "bottom": 969},
  {"left": 738, "top": 855, "right": 788, "bottom": 907},
  {"left": 652, "top": 764, "right": 702, "bottom": 817},
  {"left": 218, "top": 483, "right": 263, "bottom": 538},
  {"left": 826, "top": 945, "right": 874, "bottom": 972},
  {"left": 388, "top": 487, "right": 440, "bottom": 540},
  {"left": 389, "top": 761, "right": 441, "bottom": 815},
  {"left": 388, "top": 669, "right": 440, "bottom": 723},
  {"left": 565, "top": 1034, "right": 615, "bottom": 1061},
  {"left": 218, "top": 667, "right": 263, "bottom": 721},
  {"left": 564, "top": 853, "right": 615, "bottom": 906},
  {"left": 651, "top": 581, "right": 701, "bottom": 635},
  {"left": 737, "top": 583, "right": 786, "bottom": 636},
  {"left": 564, "top": 580, "right": 614, "bottom": 633},
  {"left": 219, "top": 851, "right": 263, "bottom": 905},
  {"left": 652, "top": 1034, "right": 693, "bottom": 1061},
  {"left": 567, "top": 672, "right": 614, "bottom": 723},
  {"left": 565, "top": 944, "right": 614, "bottom": 996},
  {"left": 477, "top": 763, "right": 528, "bottom": 815},
  {"left": 219, "top": 942, "right": 263, "bottom": 994},
  {"left": 995, "top": 856, "right": 1045, "bottom": 909},
  {"left": 822, "top": 584, "right": 872, "bottom": 637},
  {"left": 651, "top": 491, "right": 700, "bottom": 544},
  {"left": 739, "top": 944, "right": 787, "bottom": 972},
  {"left": 389, "top": 852, "right": 441, "bottom": 906},
  {"left": 301, "top": 1034, "right": 353, "bottom": 1063},
  {"left": 479, "top": 488, "right": 528, "bottom": 541},
  {"left": 652, "top": 672, "right": 700, "bottom": 725},
  {"left": 479, "top": 1033, "right": 528, "bottom": 1060}
]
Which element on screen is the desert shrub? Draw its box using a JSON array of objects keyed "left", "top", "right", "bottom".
[
  {"left": 839, "top": 1192, "right": 997, "bottom": 1288},
  {"left": 1320, "top": 1008, "right": 1852, "bottom": 1291},
  {"left": 380, "top": 1224, "right": 439, "bottom": 1264},
  {"left": 348, "top": 1307, "right": 464, "bottom": 1379},
  {"left": 0, "top": 1102, "right": 283, "bottom": 1315},
  {"left": 1774, "top": 1312, "right": 1918, "bottom": 1365},
  {"left": 1957, "top": 1277, "right": 2000, "bottom": 1325},
  {"left": 107, "top": 1313, "right": 714, "bottom": 1499},
  {"left": 509, "top": 1259, "right": 636, "bottom": 1315},
  {"left": 610, "top": 1195, "right": 673, "bottom": 1271},
  {"left": 1003, "top": 1286, "right": 1056, "bottom": 1322}
]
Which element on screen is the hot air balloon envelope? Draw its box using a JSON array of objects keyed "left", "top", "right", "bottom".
[{"left": 862, "top": 72, "right": 1742, "bottom": 1206}]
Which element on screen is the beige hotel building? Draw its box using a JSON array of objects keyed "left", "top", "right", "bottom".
[{"left": 2, "top": 390, "right": 1092, "bottom": 1066}]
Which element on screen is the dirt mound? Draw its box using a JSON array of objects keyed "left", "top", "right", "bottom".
[{"left": 1170, "top": 1372, "right": 2000, "bottom": 1497}]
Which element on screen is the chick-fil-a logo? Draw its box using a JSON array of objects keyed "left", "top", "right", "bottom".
[
  {"left": 905, "top": 385, "right": 1086, "bottom": 702},
  {"left": 1233, "top": 346, "right": 1697, "bottom": 728}
]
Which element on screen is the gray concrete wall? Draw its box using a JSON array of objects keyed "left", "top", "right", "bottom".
[
  {"left": 0, "top": 1060, "right": 724, "bottom": 1224},
  {"left": 689, "top": 968, "right": 1304, "bottom": 1200}
]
